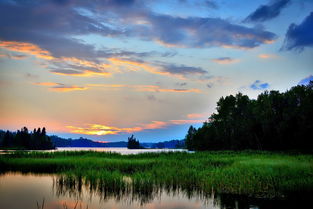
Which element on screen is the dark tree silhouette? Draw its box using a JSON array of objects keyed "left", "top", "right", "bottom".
[
  {"left": 185, "top": 82, "right": 313, "bottom": 152},
  {"left": 0, "top": 127, "right": 55, "bottom": 150},
  {"left": 127, "top": 135, "right": 142, "bottom": 149}
]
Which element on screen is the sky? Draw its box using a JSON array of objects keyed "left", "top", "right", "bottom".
[{"left": 0, "top": 0, "right": 312, "bottom": 142}]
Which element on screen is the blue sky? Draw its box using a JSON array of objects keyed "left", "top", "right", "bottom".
[{"left": 0, "top": 0, "right": 312, "bottom": 142}]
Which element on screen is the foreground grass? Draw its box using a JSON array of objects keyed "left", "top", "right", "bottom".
[{"left": 0, "top": 151, "right": 312, "bottom": 198}]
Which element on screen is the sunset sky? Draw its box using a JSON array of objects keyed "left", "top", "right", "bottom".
[{"left": 0, "top": 0, "right": 312, "bottom": 142}]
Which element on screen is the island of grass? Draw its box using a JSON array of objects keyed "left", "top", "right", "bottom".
[{"left": 1, "top": 151, "right": 312, "bottom": 199}]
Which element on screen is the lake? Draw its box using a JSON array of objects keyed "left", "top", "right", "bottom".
[
  {"left": 0, "top": 148, "right": 190, "bottom": 155},
  {"left": 56, "top": 147, "right": 190, "bottom": 155},
  {"left": 0, "top": 172, "right": 310, "bottom": 209}
]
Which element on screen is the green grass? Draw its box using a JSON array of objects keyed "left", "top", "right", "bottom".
[{"left": 0, "top": 151, "right": 312, "bottom": 198}]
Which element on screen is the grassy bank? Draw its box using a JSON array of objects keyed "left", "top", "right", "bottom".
[{"left": 0, "top": 151, "right": 312, "bottom": 198}]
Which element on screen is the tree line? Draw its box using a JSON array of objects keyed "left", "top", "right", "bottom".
[
  {"left": 185, "top": 82, "right": 313, "bottom": 151},
  {"left": 0, "top": 127, "right": 55, "bottom": 150}
]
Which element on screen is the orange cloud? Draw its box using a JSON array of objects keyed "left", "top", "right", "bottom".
[
  {"left": 51, "top": 70, "right": 111, "bottom": 77},
  {"left": 0, "top": 41, "right": 54, "bottom": 60},
  {"left": 170, "top": 119, "right": 205, "bottom": 124},
  {"left": 0, "top": 41, "right": 111, "bottom": 77},
  {"left": 49, "top": 86, "right": 87, "bottom": 92},
  {"left": 33, "top": 82, "right": 87, "bottom": 92},
  {"left": 258, "top": 54, "right": 277, "bottom": 59},
  {"left": 66, "top": 118, "right": 205, "bottom": 136},
  {"left": 107, "top": 58, "right": 187, "bottom": 79},
  {"left": 187, "top": 113, "right": 206, "bottom": 119},
  {"left": 66, "top": 121, "right": 167, "bottom": 136}
]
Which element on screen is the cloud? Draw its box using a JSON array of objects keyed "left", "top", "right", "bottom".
[
  {"left": 211, "top": 57, "right": 239, "bottom": 64},
  {"left": 160, "top": 63, "right": 208, "bottom": 77},
  {"left": 169, "top": 119, "right": 205, "bottom": 125},
  {"left": 50, "top": 85, "right": 87, "bottom": 92},
  {"left": 87, "top": 84, "right": 201, "bottom": 93},
  {"left": 144, "top": 14, "right": 276, "bottom": 49},
  {"left": 34, "top": 82, "right": 87, "bottom": 92},
  {"left": 298, "top": 75, "right": 313, "bottom": 85},
  {"left": 0, "top": 52, "right": 28, "bottom": 60},
  {"left": 187, "top": 113, "right": 206, "bottom": 119},
  {"left": 66, "top": 118, "right": 204, "bottom": 136},
  {"left": 282, "top": 12, "right": 313, "bottom": 51},
  {"left": 245, "top": 0, "right": 290, "bottom": 22},
  {"left": 108, "top": 58, "right": 209, "bottom": 80},
  {"left": 250, "top": 80, "right": 270, "bottom": 90},
  {"left": 0, "top": 41, "right": 113, "bottom": 77},
  {"left": 0, "top": 0, "right": 277, "bottom": 54},
  {"left": 0, "top": 41, "right": 54, "bottom": 60},
  {"left": 66, "top": 121, "right": 168, "bottom": 136},
  {"left": 258, "top": 54, "right": 277, "bottom": 59}
]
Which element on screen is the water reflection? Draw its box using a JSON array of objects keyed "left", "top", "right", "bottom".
[{"left": 0, "top": 173, "right": 311, "bottom": 209}]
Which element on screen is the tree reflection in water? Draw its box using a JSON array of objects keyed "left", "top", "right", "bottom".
[{"left": 52, "top": 174, "right": 312, "bottom": 209}]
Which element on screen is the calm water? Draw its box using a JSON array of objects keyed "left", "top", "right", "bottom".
[
  {"left": 56, "top": 147, "right": 189, "bottom": 155},
  {"left": 0, "top": 173, "right": 311, "bottom": 209},
  {"left": 0, "top": 148, "right": 190, "bottom": 155}
]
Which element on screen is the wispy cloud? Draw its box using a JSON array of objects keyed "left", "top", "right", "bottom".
[
  {"left": 107, "top": 58, "right": 209, "bottom": 80},
  {"left": 50, "top": 85, "right": 87, "bottom": 92},
  {"left": 34, "top": 82, "right": 87, "bottom": 92},
  {"left": 87, "top": 84, "right": 201, "bottom": 93},
  {"left": 0, "top": 41, "right": 54, "bottom": 60},
  {"left": 0, "top": 41, "right": 114, "bottom": 77},
  {"left": 187, "top": 113, "right": 206, "bottom": 119},
  {"left": 0, "top": 52, "right": 28, "bottom": 60},
  {"left": 211, "top": 57, "right": 239, "bottom": 64}
]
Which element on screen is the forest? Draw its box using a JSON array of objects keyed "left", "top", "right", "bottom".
[
  {"left": 0, "top": 127, "right": 55, "bottom": 150},
  {"left": 185, "top": 82, "right": 313, "bottom": 151}
]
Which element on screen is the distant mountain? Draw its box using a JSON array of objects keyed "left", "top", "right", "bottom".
[
  {"left": 50, "top": 136, "right": 127, "bottom": 147},
  {"left": 50, "top": 135, "right": 184, "bottom": 149}
]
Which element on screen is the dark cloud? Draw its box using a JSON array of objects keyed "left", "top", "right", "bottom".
[
  {"left": 0, "top": 0, "right": 277, "bottom": 58},
  {"left": 143, "top": 14, "right": 276, "bottom": 48},
  {"left": 282, "top": 12, "right": 313, "bottom": 51},
  {"left": 245, "top": 0, "right": 290, "bottom": 22},
  {"left": 250, "top": 80, "right": 269, "bottom": 90},
  {"left": 298, "top": 75, "right": 313, "bottom": 85}
]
